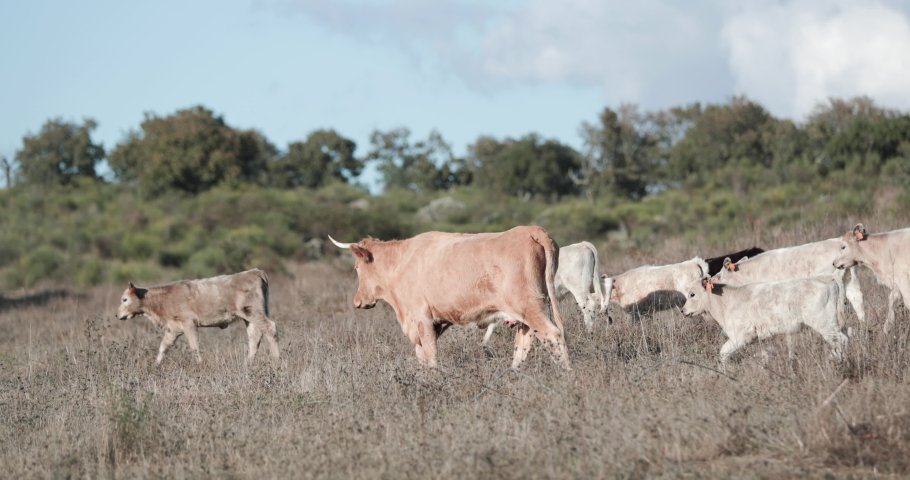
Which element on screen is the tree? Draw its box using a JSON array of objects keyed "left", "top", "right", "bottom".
[
  {"left": 666, "top": 97, "right": 784, "bottom": 185},
  {"left": 16, "top": 118, "right": 104, "bottom": 186},
  {"left": 273, "top": 129, "right": 363, "bottom": 189},
  {"left": 469, "top": 134, "right": 580, "bottom": 200},
  {"left": 109, "top": 106, "right": 275, "bottom": 196},
  {"left": 0, "top": 155, "right": 15, "bottom": 188},
  {"left": 578, "top": 105, "right": 669, "bottom": 199},
  {"left": 367, "top": 128, "right": 468, "bottom": 193}
]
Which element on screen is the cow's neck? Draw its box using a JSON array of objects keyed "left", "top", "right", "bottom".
[
  {"left": 139, "top": 287, "right": 171, "bottom": 327},
  {"left": 859, "top": 235, "right": 889, "bottom": 286}
]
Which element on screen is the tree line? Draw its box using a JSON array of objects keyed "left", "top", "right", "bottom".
[{"left": 6, "top": 96, "right": 910, "bottom": 201}]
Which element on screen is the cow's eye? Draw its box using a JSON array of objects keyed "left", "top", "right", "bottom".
[
  {"left": 841, "top": 245, "right": 845, "bottom": 250},
  {"left": 122, "top": 298, "right": 127, "bottom": 303},
  {"left": 689, "top": 293, "right": 695, "bottom": 298}
]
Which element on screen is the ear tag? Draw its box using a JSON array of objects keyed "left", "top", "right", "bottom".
[
  {"left": 857, "top": 232, "right": 864, "bottom": 240},
  {"left": 729, "top": 263, "right": 737, "bottom": 271},
  {"left": 705, "top": 282, "right": 714, "bottom": 292}
]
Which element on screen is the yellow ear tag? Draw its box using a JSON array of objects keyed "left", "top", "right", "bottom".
[
  {"left": 705, "top": 282, "right": 714, "bottom": 292},
  {"left": 729, "top": 263, "right": 737, "bottom": 271},
  {"left": 857, "top": 232, "right": 864, "bottom": 240}
]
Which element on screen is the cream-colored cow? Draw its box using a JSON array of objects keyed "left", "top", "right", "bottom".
[
  {"left": 714, "top": 238, "right": 865, "bottom": 322},
  {"left": 833, "top": 223, "right": 910, "bottom": 333},
  {"left": 117, "top": 269, "right": 278, "bottom": 364},
  {"left": 603, "top": 257, "right": 709, "bottom": 323},
  {"left": 681, "top": 276, "right": 848, "bottom": 366}
]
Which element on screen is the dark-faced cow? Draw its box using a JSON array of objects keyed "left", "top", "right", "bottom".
[
  {"left": 330, "top": 226, "right": 570, "bottom": 369},
  {"left": 482, "top": 241, "right": 607, "bottom": 344},
  {"left": 833, "top": 224, "right": 910, "bottom": 333},
  {"left": 682, "top": 276, "right": 848, "bottom": 366},
  {"left": 117, "top": 269, "right": 278, "bottom": 365},
  {"left": 704, "top": 247, "right": 764, "bottom": 277},
  {"left": 714, "top": 238, "right": 865, "bottom": 323},
  {"left": 602, "top": 257, "right": 709, "bottom": 323}
]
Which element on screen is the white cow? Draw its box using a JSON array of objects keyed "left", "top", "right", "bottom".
[
  {"left": 482, "top": 241, "right": 607, "bottom": 344},
  {"left": 681, "top": 276, "right": 848, "bottom": 366},
  {"left": 833, "top": 223, "right": 910, "bottom": 333},
  {"left": 713, "top": 238, "right": 865, "bottom": 322},
  {"left": 603, "top": 257, "right": 709, "bottom": 323},
  {"left": 116, "top": 269, "right": 278, "bottom": 365}
]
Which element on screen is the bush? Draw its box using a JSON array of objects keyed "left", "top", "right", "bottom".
[
  {"left": 19, "top": 245, "right": 64, "bottom": 287},
  {"left": 74, "top": 255, "right": 103, "bottom": 287}
]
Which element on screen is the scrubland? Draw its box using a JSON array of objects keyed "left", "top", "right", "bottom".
[{"left": 3, "top": 218, "right": 910, "bottom": 479}]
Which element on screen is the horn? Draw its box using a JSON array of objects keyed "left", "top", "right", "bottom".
[{"left": 328, "top": 235, "right": 353, "bottom": 249}]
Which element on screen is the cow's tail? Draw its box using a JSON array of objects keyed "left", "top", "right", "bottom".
[
  {"left": 581, "top": 241, "right": 607, "bottom": 314},
  {"left": 532, "top": 229, "right": 565, "bottom": 334},
  {"left": 253, "top": 269, "right": 270, "bottom": 318}
]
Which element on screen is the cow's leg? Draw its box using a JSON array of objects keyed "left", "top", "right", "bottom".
[
  {"left": 246, "top": 320, "right": 263, "bottom": 361},
  {"left": 417, "top": 320, "right": 439, "bottom": 368},
  {"left": 183, "top": 325, "right": 202, "bottom": 364},
  {"left": 573, "top": 291, "right": 596, "bottom": 333},
  {"left": 155, "top": 330, "right": 180, "bottom": 365},
  {"left": 845, "top": 267, "right": 865, "bottom": 323},
  {"left": 261, "top": 319, "right": 279, "bottom": 362},
  {"left": 885, "top": 287, "right": 903, "bottom": 334},
  {"left": 523, "top": 308, "right": 571, "bottom": 370},
  {"left": 408, "top": 318, "right": 438, "bottom": 368},
  {"left": 824, "top": 331, "right": 849, "bottom": 361},
  {"left": 510, "top": 324, "right": 534, "bottom": 368},
  {"left": 482, "top": 324, "right": 497, "bottom": 346},
  {"left": 718, "top": 339, "right": 747, "bottom": 368}
]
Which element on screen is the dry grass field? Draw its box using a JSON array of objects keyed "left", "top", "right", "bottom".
[{"left": 3, "top": 219, "right": 910, "bottom": 478}]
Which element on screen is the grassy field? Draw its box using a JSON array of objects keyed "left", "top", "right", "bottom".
[{"left": 3, "top": 220, "right": 910, "bottom": 478}]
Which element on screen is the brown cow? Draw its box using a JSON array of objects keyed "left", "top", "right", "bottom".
[
  {"left": 330, "top": 226, "right": 570, "bottom": 369},
  {"left": 116, "top": 269, "right": 278, "bottom": 365}
]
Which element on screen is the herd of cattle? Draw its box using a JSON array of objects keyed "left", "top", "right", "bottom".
[{"left": 116, "top": 223, "right": 909, "bottom": 370}]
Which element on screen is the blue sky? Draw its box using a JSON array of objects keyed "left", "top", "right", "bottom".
[{"left": 3, "top": 0, "right": 910, "bottom": 190}]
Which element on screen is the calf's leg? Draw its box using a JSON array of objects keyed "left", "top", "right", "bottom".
[
  {"left": 885, "top": 287, "right": 903, "bottom": 334},
  {"left": 245, "top": 321, "right": 263, "bottom": 361},
  {"left": 183, "top": 325, "right": 203, "bottom": 363},
  {"left": 156, "top": 330, "right": 180, "bottom": 365}
]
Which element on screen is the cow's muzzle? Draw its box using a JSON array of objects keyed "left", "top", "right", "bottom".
[
  {"left": 833, "top": 261, "right": 845, "bottom": 270},
  {"left": 355, "top": 301, "right": 377, "bottom": 309}
]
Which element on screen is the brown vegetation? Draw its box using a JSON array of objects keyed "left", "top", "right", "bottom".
[{"left": 3, "top": 219, "right": 910, "bottom": 478}]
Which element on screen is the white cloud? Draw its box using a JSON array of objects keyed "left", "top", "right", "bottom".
[
  {"left": 281, "top": 0, "right": 726, "bottom": 105},
  {"left": 722, "top": 0, "right": 910, "bottom": 119}
]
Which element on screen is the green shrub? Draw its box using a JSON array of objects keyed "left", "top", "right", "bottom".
[
  {"left": 120, "top": 233, "right": 160, "bottom": 260},
  {"left": 109, "top": 260, "right": 163, "bottom": 284},
  {"left": 74, "top": 255, "right": 103, "bottom": 287},
  {"left": 20, "top": 245, "right": 64, "bottom": 286}
]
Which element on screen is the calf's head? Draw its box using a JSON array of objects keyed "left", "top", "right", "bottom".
[
  {"left": 681, "top": 278, "right": 718, "bottom": 317},
  {"left": 833, "top": 223, "right": 867, "bottom": 270},
  {"left": 117, "top": 282, "right": 148, "bottom": 320},
  {"left": 329, "top": 235, "right": 381, "bottom": 309}
]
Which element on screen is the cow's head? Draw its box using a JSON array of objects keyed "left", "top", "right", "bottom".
[
  {"left": 329, "top": 235, "right": 381, "bottom": 309},
  {"left": 117, "top": 282, "right": 148, "bottom": 320},
  {"left": 713, "top": 257, "right": 742, "bottom": 282},
  {"left": 833, "top": 223, "right": 867, "bottom": 270},
  {"left": 681, "top": 277, "right": 720, "bottom": 317}
]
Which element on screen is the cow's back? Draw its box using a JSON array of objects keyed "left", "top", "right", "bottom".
[
  {"left": 184, "top": 269, "right": 268, "bottom": 326},
  {"left": 722, "top": 239, "right": 841, "bottom": 284}
]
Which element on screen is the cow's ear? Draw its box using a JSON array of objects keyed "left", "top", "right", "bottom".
[
  {"left": 701, "top": 278, "right": 714, "bottom": 292},
  {"left": 853, "top": 223, "right": 867, "bottom": 242},
  {"left": 351, "top": 244, "right": 373, "bottom": 263},
  {"left": 128, "top": 282, "right": 136, "bottom": 296},
  {"left": 723, "top": 257, "right": 736, "bottom": 272}
]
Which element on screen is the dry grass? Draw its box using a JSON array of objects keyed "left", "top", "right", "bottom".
[{"left": 4, "top": 220, "right": 910, "bottom": 478}]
